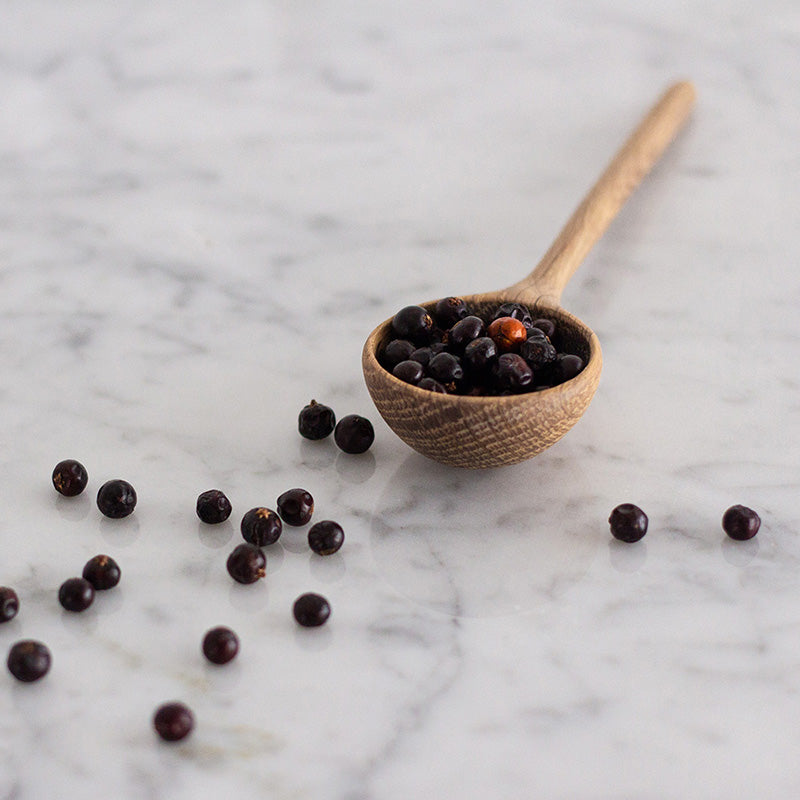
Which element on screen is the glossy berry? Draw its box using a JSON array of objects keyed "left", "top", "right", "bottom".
[
  {"left": 0, "top": 587, "right": 19, "bottom": 623},
  {"left": 520, "top": 336, "right": 557, "bottom": 369},
  {"left": 276, "top": 488, "right": 314, "bottom": 526},
  {"left": 96, "top": 479, "right": 137, "bottom": 519},
  {"left": 241, "top": 507, "right": 282, "bottom": 546},
  {"left": 609, "top": 504, "right": 648, "bottom": 543},
  {"left": 487, "top": 317, "right": 527, "bottom": 353},
  {"left": 82, "top": 555, "right": 121, "bottom": 590},
  {"left": 391, "top": 305, "right": 434, "bottom": 344},
  {"left": 434, "top": 296, "right": 469, "bottom": 328},
  {"left": 226, "top": 544, "right": 266, "bottom": 584},
  {"left": 153, "top": 702, "right": 194, "bottom": 742},
  {"left": 58, "top": 577, "right": 95, "bottom": 612},
  {"left": 492, "top": 302, "right": 533, "bottom": 330},
  {"left": 52, "top": 459, "right": 88, "bottom": 497},
  {"left": 196, "top": 489, "right": 232, "bottom": 524},
  {"left": 417, "top": 377, "right": 448, "bottom": 393},
  {"left": 428, "top": 352, "right": 464, "bottom": 385},
  {"left": 722, "top": 505, "right": 761, "bottom": 541},
  {"left": 298, "top": 400, "right": 336, "bottom": 440},
  {"left": 392, "top": 359, "right": 425, "bottom": 385},
  {"left": 531, "top": 318, "right": 556, "bottom": 339},
  {"left": 408, "top": 347, "right": 434, "bottom": 368},
  {"left": 448, "top": 316, "right": 486, "bottom": 351},
  {"left": 202, "top": 626, "right": 239, "bottom": 665},
  {"left": 463, "top": 337, "right": 498, "bottom": 374},
  {"left": 557, "top": 354, "right": 585, "bottom": 381},
  {"left": 334, "top": 415, "right": 374, "bottom": 454},
  {"left": 7, "top": 640, "right": 51, "bottom": 682},
  {"left": 494, "top": 353, "right": 533, "bottom": 392},
  {"left": 308, "top": 520, "right": 345, "bottom": 555},
  {"left": 293, "top": 593, "right": 331, "bottom": 627},
  {"left": 382, "top": 339, "right": 416, "bottom": 369}
]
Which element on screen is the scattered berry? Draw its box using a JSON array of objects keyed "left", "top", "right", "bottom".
[
  {"left": 58, "top": 577, "right": 95, "bottom": 612},
  {"left": 609, "top": 504, "right": 648, "bottom": 543},
  {"left": 82, "top": 555, "right": 121, "bottom": 590},
  {"left": 153, "top": 702, "right": 194, "bottom": 742},
  {"left": 293, "top": 593, "right": 331, "bottom": 627},
  {"left": 52, "top": 459, "right": 88, "bottom": 497},
  {"left": 240, "top": 507, "right": 282, "bottom": 546},
  {"left": 334, "top": 416, "right": 374, "bottom": 454},
  {"left": 722, "top": 505, "right": 761, "bottom": 541},
  {"left": 196, "top": 489, "right": 232, "bottom": 524},
  {"left": 308, "top": 520, "right": 344, "bottom": 555},
  {"left": 298, "top": 400, "right": 336, "bottom": 440},
  {"left": 202, "top": 626, "right": 239, "bottom": 665},
  {"left": 226, "top": 544, "right": 266, "bottom": 584},
  {"left": 7, "top": 640, "right": 51, "bottom": 682},
  {"left": 276, "top": 488, "right": 314, "bottom": 526},
  {"left": 96, "top": 479, "right": 137, "bottom": 518},
  {"left": 0, "top": 587, "right": 19, "bottom": 623}
]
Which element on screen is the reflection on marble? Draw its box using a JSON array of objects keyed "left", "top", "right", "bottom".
[{"left": 1, "top": 1, "right": 800, "bottom": 798}]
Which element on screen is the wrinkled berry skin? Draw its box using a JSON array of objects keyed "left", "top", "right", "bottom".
[
  {"left": 293, "top": 593, "right": 331, "bottom": 627},
  {"left": 334, "top": 415, "right": 374, "bottom": 454},
  {"left": 434, "top": 296, "right": 469, "bottom": 328},
  {"left": 520, "top": 336, "right": 557, "bottom": 369},
  {"left": 494, "top": 354, "right": 533, "bottom": 392},
  {"left": 202, "top": 626, "right": 239, "bottom": 665},
  {"left": 241, "top": 507, "right": 282, "bottom": 546},
  {"left": 492, "top": 302, "right": 533, "bottom": 330},
  {"left": 0, "top": 587, "right": 19, "bottom": 623},
  {"left": 277, "top": 488, "right": 314, "bottom": 525},
  {"left": 7, "top": 640, "right": 51, "bottom": 682},
  {"left": 391, "top": 306, "right": 434, "bottom": 344},
  {"left": 487, "top": 317, "right": 527, "bottom": 353},
  {"left": 153, "top": 702, "right": 194, "bottom": 742},
  {"left": 722, "top": 505, "right": 761, "bottom": 540},
  {"left": 58, "top": 577, "right": 95, "bottom": 612},
  {"left": 448, "top": 316, "right": 486, "bottom": 351},
  {"left": 52, "top": 459, "right": 88, "bottom": 497},
  {"left": 226, "top": 544, "right": 266, "bottom": 584},
  {"left": 393, "top": 360, "right": 425, "bottom": 385},
  {"left": 382, "top": 339, "right": 416, "bottom": 369},
  {"left": 298, "top": 400, "right": 336, "bottom": 440},
  {"left": 428, "top": 352, "right": 464, "bottom": 385},
  {"left": 82, "top": 555, "right": 121, "bottom": 590},
  {"left": 96, "top": 479, "right": 137, "bottom": 518},
  {"left": 609, "top": 504, "right": 648, "bottom": 543},
  {"left": 463, "top": 337, "right": 498, "bottom": 375},
  {"left": 308, "top": 520, "right": 345, "bottom": 555},
  {"left": 196, "top": 490, "right": 232, "bottom": 524}
]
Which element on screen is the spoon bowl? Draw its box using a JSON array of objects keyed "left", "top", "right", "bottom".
[{"left": 363, "top": 81, "right": 695, "bottom": 468}]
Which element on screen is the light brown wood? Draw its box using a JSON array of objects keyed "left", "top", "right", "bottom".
[{"left": 362, "top": 81, "right": 695, "bottom": 468}]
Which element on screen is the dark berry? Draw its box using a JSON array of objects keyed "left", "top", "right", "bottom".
[
  {"left": 202, "top": 626, "right": 239, "bottom": 665},
  {"left": 531, "top": 318, "right": 556, "bottom": 339},
  {"left": 487, "top": 317, "right": 528, "bottom": 353},
  {"left": 196, "top": 489, "right": 232, "bottom": 524},
  {"left": 0, "top": 587, "right": 19, "bottom": 623},
  {"left": 96, "top": 479, "right": 137, "bottom": 519},
  {"left": 226, "top": 543, "right": 266, "bottom": 584},
  {"left": 82, "top": 555, "right": 121, "bottom": 590},
  {"left": 494, "top": 353, "right": 533, "bottom": 392},
  {"left": 58, "top": 577, "right": 95, "bottom": 612},
  {"left": 557, "top": 354, "right": 585, "bottom": 381},
  {"left": 308, "top": 520, "right": 344, "bottom": 555},
  {"left": 520, "top": 336, "right": 557, "bottom": 369},
  {"left": 153, "top": 702, "right": 194, "bottom": 742},
  {"left": 391, "top": 305, "right": 434, "bottom": 344},
  {"left": 382, "top": 339, "right": 416, "bottom": 369},
  {"left": 392, "top": 360, "right": 425, "bottom": 385},
  {"left": 293, "top": 593, "right": 331, "bottom": 627},
  {"left": 276, "top": 488, "right": 314, "bottom": 525},
  {"left": 417, "top": 377, "right": 448, "bottom": 393},
  {"left": 52, "top": 459, "right": 88, "bottom": 497},
  {"left": 609, "top": 504, "right": 648, "bottom": 543},
  {"left": 722, "top": 505, "right": 761, "bottom": 541},
  {"left": 428, "top": 352, "right": 464, "bottom": 385},
  {"left": 408, "top": 347, "right": 434, "bottom": 368},
  {"left": 298, "top": 400, "right": 336, "bottom": 440},
  {"left": 334, "top": 415, "right": 374, "bottom": 454},
  {"left": 463, "top": 337, "right": 498, "bottom": 374},
  {"left": 434, "top": 296, "right": 469, "bottom": 328},
  {"left": 447, "top": 316, "right": 486, "bottom": 351},
  {"left": 7, "top": 640, "right": 51, "bottom": 682},
  {"left": 241, "top": 507, "right": 282, "bottom": 546},
  {"left": 492, "top": 302, "right": 533, "bottom": 329}
]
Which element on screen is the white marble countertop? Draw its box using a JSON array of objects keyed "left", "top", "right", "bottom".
[{"left": 2, "top": 2, "right": 799, "bottom": 798}]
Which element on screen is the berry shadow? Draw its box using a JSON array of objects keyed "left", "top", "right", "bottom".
[
  {"left": 334, "top": 451, "right": 376, "bottom": 484},
  {"left": 721, "top": 535, "right": 759, "bottom": 567},
  {"left": 196, "top": 520, "right": 235, "bottom": 549},
  {"left": 608, "top": 539, "right": 648, "bottom": 573},
  {"left": 308, "top": 552, "right": 347, "bottom": 583}
]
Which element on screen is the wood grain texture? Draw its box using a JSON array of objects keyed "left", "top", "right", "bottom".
[{"left": 363, "top": 81, "right": 694, "bottom": 468}]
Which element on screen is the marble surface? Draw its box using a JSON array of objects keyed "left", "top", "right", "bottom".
[{"left": 1, "top": 1, "right": 799, "bottom": 798}]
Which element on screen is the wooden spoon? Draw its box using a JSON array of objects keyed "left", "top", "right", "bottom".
[{"left": 362, "top": 81, "right": 696, "bottom": 468}]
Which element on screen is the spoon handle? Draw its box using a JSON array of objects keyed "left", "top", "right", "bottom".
[{"left": 506, "top": 80, "right": 696, "bottom": 305}]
